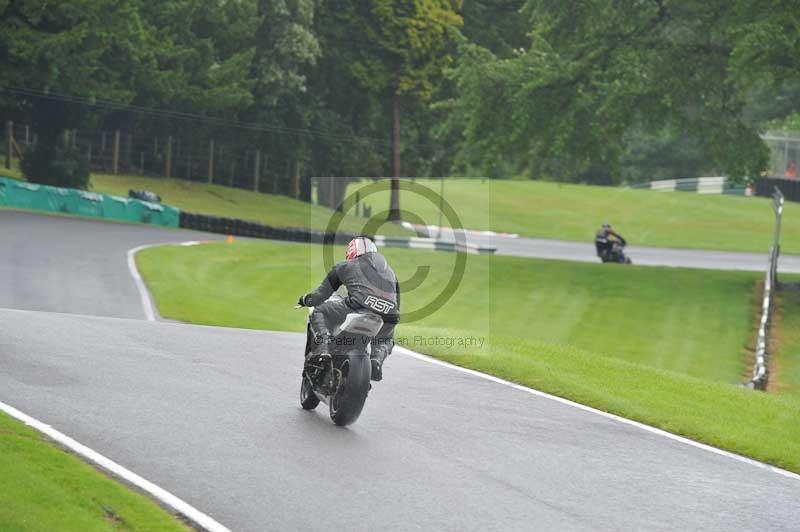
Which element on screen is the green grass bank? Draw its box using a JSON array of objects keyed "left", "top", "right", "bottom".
[
  {"left": 136, "top": 240, "right": 800, "bottom": 472},
  {"left": 348, "top": 178, "right": 800, "bottom": 254},
  {"left": 0, "top": 412, "right": 188, "bottom": 531}
]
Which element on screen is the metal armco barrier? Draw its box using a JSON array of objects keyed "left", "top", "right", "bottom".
[
  {"left": 747, "top": 186, "right": 784, "bottom": 390},
  {"left": 0, "top": 176, "right": 179, "bottom": 227},
  {"left": 630, "top": 176, "right": 748, "bottom": 195}
]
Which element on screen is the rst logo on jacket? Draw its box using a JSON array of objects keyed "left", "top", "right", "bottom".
[{"left": 364, "top": 295, "right": 395, "bottom": 314}]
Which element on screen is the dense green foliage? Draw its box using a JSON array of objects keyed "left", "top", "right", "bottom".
[
  {"left": 3, "top": 1, "right": 800, "bottom": 188},
  {"left": 137, "top": 241, "right": 800, "bottom": 472},
  {"left": 449, "top": 1, "right": 800, "bottom": 183},
  {"left": 20, "top": 142, "right": 89, "bottom": 188}
]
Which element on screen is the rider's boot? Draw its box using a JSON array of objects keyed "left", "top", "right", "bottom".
[
  {"left": 307, "top": 334, "right": 333, "bottom": 362},
  {"left": 370, "top": 351, "right": 386, "bottom": 382}
]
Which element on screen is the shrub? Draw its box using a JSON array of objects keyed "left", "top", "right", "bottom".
[{"left": 20, "top": 140, "right": 90, "bottom": 189}]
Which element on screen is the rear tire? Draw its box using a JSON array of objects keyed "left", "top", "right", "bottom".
[
  {"left": 300, "top": 374, "right": 320, "bottom": 410},
  {"left": 329, "top": 353, "right": 371, "bottom": 426}
]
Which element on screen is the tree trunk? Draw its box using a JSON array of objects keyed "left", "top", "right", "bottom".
[{"left": 388, "top": 92, "right": 401, "bottom": 221}]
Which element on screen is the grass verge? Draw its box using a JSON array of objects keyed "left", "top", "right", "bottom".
[
  {"left": 774, "top": 287, "right": 800, "bottom": 393},
  {"left": 138, "top": 240, "right": 756, "bottom": 382},
  {"left": 0, "top": 411, "right": 187, "bottom": 531},
  {"left": 137, "top": 240, "right": 800, "bottom": 473},
  {"left": 89, "top": 173, "right": 411, "bottom": 236},
  {"left": 348, "top": 178, "right": 800, "bottom": 254},
  {"left": 0, "top": 164, "right": 410, "bottom": 236}
]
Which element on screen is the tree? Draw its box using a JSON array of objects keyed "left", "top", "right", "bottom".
[
  {"left": 248, "top": 0, "right": 320, "bottom": 196},
  {"left": 451, "top": 0, "right": 775, "bottom": 183},
  {"left": 1, "top": 0, "right": 150, "bottom": 185},
  {"left": 320, "top": 1, "right": 462, "bottom": 220}
]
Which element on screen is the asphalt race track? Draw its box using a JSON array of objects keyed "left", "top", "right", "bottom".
[
  {"left": 0, "top": 210, "right": 220, "bottom": 318},
  {"left": 0, "top": 210, "right": 799, "bottom": 531},
  {"left": 429, "top": 228, "right": 800, "bottom": 273}
]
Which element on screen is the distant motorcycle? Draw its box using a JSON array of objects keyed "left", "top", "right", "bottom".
[
  {"left": 299, "top": 295, "right": 382, "bottom": 426},
  {"left": 599, "top": 240, "right": 632, "bottom": 264}
]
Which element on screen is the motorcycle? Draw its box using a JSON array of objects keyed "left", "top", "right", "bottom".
[
  {"left": 299, "top": 295, "right": 383, "bottom": 426},
  {"left": 600, "top": 240, "right": 633, "bottom": 264}
]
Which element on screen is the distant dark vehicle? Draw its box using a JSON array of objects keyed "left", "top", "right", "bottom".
[
  {"left": 128, "top": 189, "right": 161, "bottom": 203},
  {"left": 299, "top": 295, "right": 381, "bottom": 426},
  {"left": 599, "top": 240, "right": 632, "bottom": 264}
]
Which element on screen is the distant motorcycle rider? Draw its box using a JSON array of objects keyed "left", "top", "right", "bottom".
[
  {"left": 595, "top": 223, "right": 626, "bottom": 260},
  {"left": 297, "top": 237, "right": 400, "bottom": 381}
]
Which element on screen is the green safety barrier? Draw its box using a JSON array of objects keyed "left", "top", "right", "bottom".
[{"left": 0, "top": 176, "right": 180, "bottom": 227}]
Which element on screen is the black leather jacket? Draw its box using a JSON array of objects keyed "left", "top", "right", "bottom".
[{"left": 305, "top": 252, "right": 400, "bottom": 323}]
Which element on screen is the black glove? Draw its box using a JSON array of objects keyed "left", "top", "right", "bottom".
[{"left": 297, "top": 295, "right": 307, "bottom": 307}]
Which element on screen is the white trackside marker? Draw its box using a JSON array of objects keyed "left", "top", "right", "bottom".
[
  {"left": 127, "top": 241, "right": 208, "bottom": 322},
  {"left": 394, "top": 347, "right": 800, "bottom": 482},
  {"left": 0, "top": 400, "right": 233, "bottom": 532},
  {"left": 127, "top": 244, "right": 160, "bottom": 322}
]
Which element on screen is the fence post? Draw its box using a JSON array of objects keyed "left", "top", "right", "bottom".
[
  {"left": 5, "top": 121, "right": 12, "bottom": 169},
  {"left": 187, "top": 145, "right": 192, "bottom": 180},
  {"left": 112, "top": 130, "right": 121, "bottom": 175},
  {"left": 24, "top": 125, "right": 29, "bottom": 145},
  {"left": 124, "top": 132, "right": 132, "bottom": 171},
  {"left": 140, "top": 152, "right": 144, "bottom": 175},
  {"left": 87, "top": 143, "right": 92, "bottom": 165},
  {"left": 253, "top": 149, "right": 261, "bottom": 191},
  {"left": 101, "top": 131, "right": 107, "bottom": 153},
  {"left": 208, "top": 139, "right": 214, "bottom": 184},
  {"left": 165, "top": 136, "right": 172, "bottom": 178},
  {"left": 293, "top": 159, "right": 300, "bottom": 198}
]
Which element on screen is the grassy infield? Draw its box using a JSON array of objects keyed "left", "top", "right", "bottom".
[
  {"left": 2, "top": 173, "right": 800, "bottom": 528},
  {"left": 348, "top": 178, "right": 800, "bottom": 254},
  {"left": 0, "top": 413, "right": 186, "bottom": 531},
  {"left": 137, "top": 240, "right": 800, "bottom": 473}
]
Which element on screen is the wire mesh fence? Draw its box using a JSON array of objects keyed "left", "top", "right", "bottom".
[
  {"left": 2, "top": 121, "right": 280, "bottom": 193},
  {"left": 762, "top": 132, "right": 800, "bottom": 179}
]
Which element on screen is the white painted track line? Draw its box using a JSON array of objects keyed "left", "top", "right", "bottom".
[
  {"left": 127, "top": 244, "right": 160, "bottom": 322},
  {"left": 394, "top": 347, "right": 800, "bottom": 481},
  {"left": 0, "top": 241, "right": 233, "bottom": 531},
  {"left": 0, "top": 399, "right": 232, "bottom": 532}
]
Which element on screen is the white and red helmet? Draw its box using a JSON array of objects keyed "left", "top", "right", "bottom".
[{"left": 346, "top": 237, "right": 377, "bottom": 260}]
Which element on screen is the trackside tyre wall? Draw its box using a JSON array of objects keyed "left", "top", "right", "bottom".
[
  {"left": 178, "top": 210, "right": 362, "bottom": 245},
  {"left": 756, "top": 177, "right": 800, "bottom": 201}
]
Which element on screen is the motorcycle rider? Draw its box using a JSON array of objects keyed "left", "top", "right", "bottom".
[
  {"left": 298, "top": 236, "right": 400, "bottom": 382},
  {"left": 595, "top": 223, "right": 626, "bottom": 261}
]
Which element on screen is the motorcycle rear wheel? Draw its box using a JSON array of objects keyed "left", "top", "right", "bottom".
[
  {"left": 300, "top": 374, "right": 320, "bottom": 410},
  {"left": 329, "top": 353, "right": 371, "bottom": 426}
]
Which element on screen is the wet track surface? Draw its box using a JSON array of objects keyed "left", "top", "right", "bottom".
[
  {"left": 0, "top": 210, "right": 798, "bottom": 531},
  {"left": 429, "top": 228, "right": 800, "bottom": 273}
]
